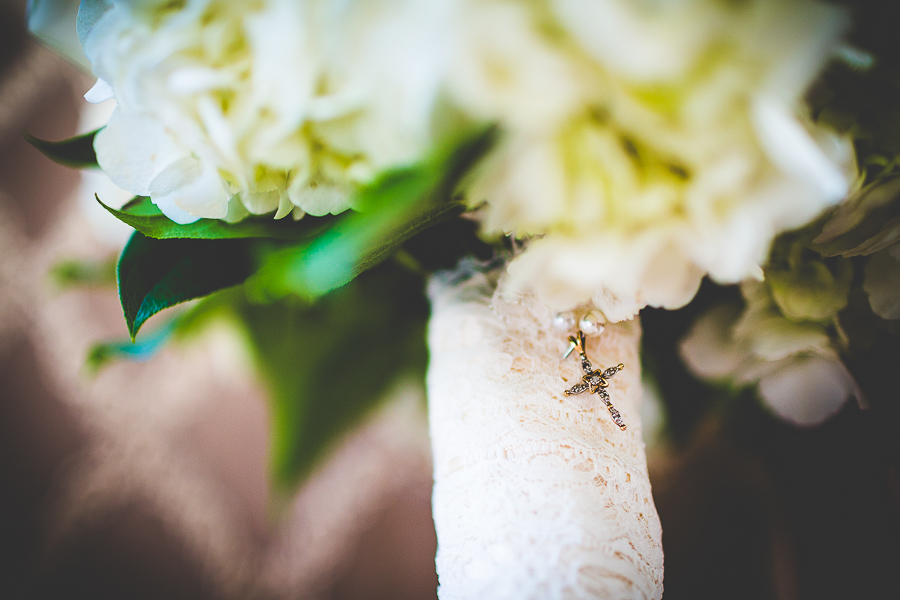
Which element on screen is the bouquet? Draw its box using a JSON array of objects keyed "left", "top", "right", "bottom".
[{"left": 25, "top": 0, "right": 900, "bottom": 597}]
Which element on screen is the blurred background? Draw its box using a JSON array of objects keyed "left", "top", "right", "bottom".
[{"left": 1, "top": 0, "right": 900, "bottom": 599}]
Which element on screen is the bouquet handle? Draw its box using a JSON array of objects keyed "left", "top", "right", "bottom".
[{"left": 426, "top": 266, "right": 664, "bottom": 599}]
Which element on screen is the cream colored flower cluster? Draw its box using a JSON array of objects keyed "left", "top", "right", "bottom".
[
  {"left": 455, "top": 0, "right": 854, "bottom": 317},
  {"left": 83, "top": 0, "right": 452, "bottom": 224},
  {"left": 84, "top": 0, "right": 853, "bottom": 314}
]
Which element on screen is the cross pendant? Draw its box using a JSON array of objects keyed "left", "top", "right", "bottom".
[{"left": 562, "top": 330, "right": 627, "bottom": 430}]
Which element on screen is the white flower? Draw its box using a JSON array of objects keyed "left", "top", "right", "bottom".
[
  {"left": 455, "top": 0, "right": 853, "bottom": 317},
  {"left": 679, "top": 281, "right": 859, "bottom": 426},
  {"left": 756, "top": 356, "right": 857, "bottom": 426},
  {"left": 81, "top": 0, "right": 452, "bottom": 224},
  {"left": 72, "top": 96, "right": 135, "bottom": 245},
  {"left": 864, "top": 246, "right": 900, "bottom": 320}
]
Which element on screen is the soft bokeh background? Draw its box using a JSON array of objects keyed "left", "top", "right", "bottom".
[
  {"left": 1, "top": 1, "right": 899, "bottom": 599},
  {"left": 1, "top": 3, "right": 438, "bottom": 598}
]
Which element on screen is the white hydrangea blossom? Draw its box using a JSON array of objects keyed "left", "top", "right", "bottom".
[
  {"left": 679, "top": 280, "right": 860, "bottom": 426},
  {"left": 81, "top": 0, "right": 452, "bottom": 224},
  {"left": 455, "top": 0, "right": 854, "bottom": 317}
]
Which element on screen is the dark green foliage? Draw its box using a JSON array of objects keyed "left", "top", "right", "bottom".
[
  {"left": 117, "top": 232, "right": 257, "bottom": 339},
  {"left": 78, "top": 127, "right": 502, "bottom": 493},
  {"left": 24, "top": 129, "right": 99, "bottom": 168},
  {"left": 236, "top": 262, "right": 430, "bottom": 490}
]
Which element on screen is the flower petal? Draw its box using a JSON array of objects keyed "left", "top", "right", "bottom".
[
  {"left": 679, "top": 304, "right": 747, "bottom": 380},
  {"left": 591, "top": 287, "right": 643, "bottom": 323},
  {"left": 149, "top": 156, "right": 229, "bottom": 223},
  {"left": 758, "top": 356, "right": 855, "bottom": 426},
  {"left": 94, "top": 109, "right": 184, "bottom": 196},
  {"left": 752, "top": 95, "right": 848, "bottom": 202},
  {"left": 864, "top": 248, "right": 900, "bottom": 320},
  {"left": 287, "top": 180, "right": 351, "bottom": 217},
  {"left": 639, "top": 243, "right": 705, "bottom": 310},
  {"left": 84, "top": 77, "right": 115, "bottom": 103}
]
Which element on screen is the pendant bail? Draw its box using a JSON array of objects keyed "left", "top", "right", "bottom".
[{"left": 561, "top": 330, "right": 586, "bottom": 359}]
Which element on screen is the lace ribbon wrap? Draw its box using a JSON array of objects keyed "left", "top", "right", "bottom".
[{"left": 426, "top": 267, "right": 663, "bottom": 599}]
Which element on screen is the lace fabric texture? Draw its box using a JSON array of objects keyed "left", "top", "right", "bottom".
[{"left": 427, "top": 267, "right": 663, "bottom": 600}]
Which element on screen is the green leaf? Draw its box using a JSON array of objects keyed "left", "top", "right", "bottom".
[
  {"left": 253, "top": 197, "right": 465, "bottom": 300},
  {"left": 85, "top": 288, "right": 240, "bottom": 371},
  {"left": 98, "top": 195, "right": 337, "bottom": 241},
  {"left": 87, "top": 316, "right": 180, "bottom": 373},
  {"left": 118, "top": 195, "right": 163, "bottom": 216},
  {"left": 111, "top": 127, "right": 493, "bottom": 338},
  {"left": 50, "top": 257, "right": 117, "bottom": 288},
  {"left": 250, "top": 127, "right": 496, "bottom": 300},
  {"left": 118, "top": 231, "right": 257, "bottom": 339},
  {"left": 84, "top": 287, "right": 243, "bottom": 372},
  {"left": 236, "top": 262, "right": 428, "bottom": 491},
  {"left": 25, "top": 129, "right": 100, "bottom": 168}
]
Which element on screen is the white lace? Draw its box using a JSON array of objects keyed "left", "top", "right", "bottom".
[{"left": 427, "top": 266, "right": 663, "bottom": 600}]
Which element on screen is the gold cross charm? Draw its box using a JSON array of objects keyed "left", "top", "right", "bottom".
[{"left": 562, "top": 330, "right": 627, "bottom": 430}]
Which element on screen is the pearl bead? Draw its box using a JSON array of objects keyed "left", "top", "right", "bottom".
[
  {"left": 579, "top": 310, "right": 607, "bottom": 335},
  {"left": 552, "top": 311, "right": 576, "bottom": 331}
]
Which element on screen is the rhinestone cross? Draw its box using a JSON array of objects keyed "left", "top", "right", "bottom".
[{"left": 562, "top": 330, "right": 627, "bottom": 430}]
